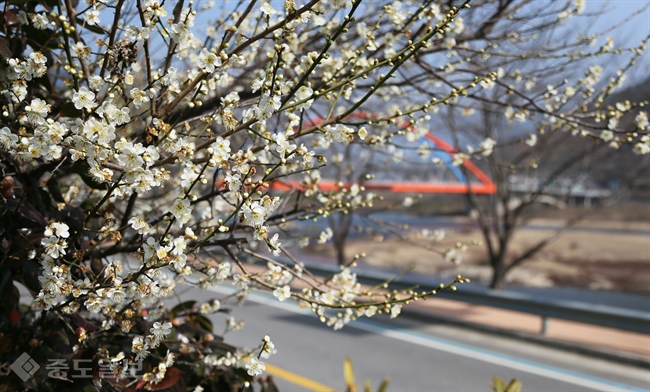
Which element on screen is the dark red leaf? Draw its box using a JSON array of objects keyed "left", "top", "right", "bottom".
[
  {"left": 17, "top": 201, "right": 47, "bottom": 226},
  {"left": 74, "top": 313, "right": 99, "bottom": 332},
  {"left": 22, "top": 259, "right": 42, "bottom": 293},
  {"left": 58, "top": 102, "right": 82, "bottom": 118},
  {"left": 9, "top": 308, "right": 20, "bottom": 324},
  {"left": 4, "top": 10, "right": 19, "bottom": 26},
  {"left": 0, "top": 36, "right": 12, "bottom": 58},
  {"left": 148, "top": 368, "right": 184, "bottom": 391}
]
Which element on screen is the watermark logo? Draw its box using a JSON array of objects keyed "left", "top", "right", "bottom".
[
  {"left": 10, "top": 353, "right": 40, "bottom": 381},
  {"left": 9, "top": 354, "right": 143, "bottom": 381}
]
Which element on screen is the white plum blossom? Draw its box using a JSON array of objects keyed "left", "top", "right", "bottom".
[
  {"left": 607, "top": 117, "right": 619, "bottom": 130},
  {"left": 261, "top": 335, "right": 276, "bottom": 358},
  {"left": 132, "top": 337, "right": 149, "bottom": 360},
  {"left": 240, "top": 202, "right": 266, "bottom": 227},
  {"left": 130, "top": 88, "right": 150, "bottom": 109},
  {"left": 325, "top": 124, "right": 354, "bottom": 144},
  {"left": 233, "top": 274, "right": 250, "bottom": 289},
  {"left": 267, "top": 233, "right": 282, "bottom": 256},
  {"left": 197, "top": 49, "right": 221, "bottom": 73},
  {"left": 128, "top": 216, "right": 150, "bottom": 234},
  {"left": 358, "top": 127, "right": 368, "bottom": 140},
  {"left": 633, "top": 141, "right": 650, "bottom": 155},
  {"left": 294, "top": 85, "right": 314, "bottom": 110},
  {"left": 390, "top": 304, "right": 402, "bottom": 319},
  {"left": 86, "top": 9, "right": 100, "bottom": 25},
  {"left": 72, "top": 42, "right": 91, "bottom": 59},
  {"left": 525, "top": 134, "right": 538, "bottom": 147},
  {"left": 272, "top": 132, "right": 297, "bottom": 157},
  {"left": 210, "top": 136, "right": 231, "bottom": 162},
  {"left": 89, "top": 75, "right": 105, "bottom": 90},
  {"left": 10, "top": 51, "right": 48, "bottom": 81},
  {"left": 44, "top": 222, "right": 70, "bottom": 238},
  {"left": 150, "top": 321, "right": 173, "bottom": 340},
  {"left": 24, "top": 99, "right": 49, "bottom": 125},
  {"left": 273, "top": 285, "right": 291, "bottom": 301},
  {"left": 480, "top": 138, "right": 496, "bottom": 156},
  {"left": 256, "top": 93, "right": 281, "bottom": 120},
  {"left": 600, "top": 130, "right": 614, "bottom": 142},
  {"left": 0, "top": 128, "right": 18, "bottom": 150},
  {"left": 30, "top": 13, "right": 48, "bottom": 29},
  {"left": 260, "top": 2, "right": 277, "bottom": 15},
  {"left": 41, "top": 236, "right": 67, "bottom": 259},
  {"left": 246, "top": 358, "right": 265, "bottom": 376},
  {"left": 449, "top": 17, "right": 464, "bottom": 34},
  {"left": 17, "top": 10, "right": 29, "bottom": 25},
  {"left": 635, "top": 112, "right": 648, "bottom": 130},
  {"left": 72, "top": 87, "right": 96, "bottom": 110}
]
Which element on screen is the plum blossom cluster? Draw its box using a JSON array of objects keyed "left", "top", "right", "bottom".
[
  {"left": 1, "top": 0, "right": 648, "bottom": 389},
  {"left": 36, "top": 222, "right": 72, "bottom": 310}
]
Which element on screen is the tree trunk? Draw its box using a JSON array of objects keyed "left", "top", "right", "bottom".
[
  {"left": 329, "top": 212, "right": 353, "bottom": 266},
  {"left": 489, "top": 261, "right": 508, "bottom": 290},
  {"left": 334, "top": 235, "right": 347, "bottom": 266}
]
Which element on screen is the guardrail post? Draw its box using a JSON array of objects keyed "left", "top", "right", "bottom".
[{"left": 541, "top": 316, "right": 548, "bottom": 335}]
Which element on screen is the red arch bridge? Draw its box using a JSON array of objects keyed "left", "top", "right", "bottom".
[{"left": 267, "top": 112, "right": 496, "bottom": 195}]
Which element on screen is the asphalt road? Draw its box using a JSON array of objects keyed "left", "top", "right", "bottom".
[{"left": 178, "top": 286, "right": 650, "bottom": 392}]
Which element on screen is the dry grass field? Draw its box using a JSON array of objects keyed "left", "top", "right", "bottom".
[{"left": 305, "top": 204, "right": 650, "bottom": 294}]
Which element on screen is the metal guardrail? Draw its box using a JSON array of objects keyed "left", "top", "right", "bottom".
[{"left": 290, "top": 260, "right": 650, "bottom": 335}]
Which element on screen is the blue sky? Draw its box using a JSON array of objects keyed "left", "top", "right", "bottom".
[
  {"left": 585, "top": 0, "right": 649, "bottom": 83},
  {"left": 585, "top": 3, "right": 649, "bottom": 46}
]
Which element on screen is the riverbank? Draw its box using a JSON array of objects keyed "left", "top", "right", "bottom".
[{"left": 302, "top": 215, "right": 650, "bottom": 295}]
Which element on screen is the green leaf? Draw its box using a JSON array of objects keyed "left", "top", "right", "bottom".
[
  {"left": 233, "top": 367, "right": 253, "bottom": 383},
  {"left": 169, "top": 300, "right": 196, "bottom": 318},
  {"left": 364, "top": 379, "right": 371, "bottom": 392},
  {"left": 377, "top": 377, "right": 390, "bottom": 392},
  {"left": 343, "top": 357, "right": 356, "bottom": 392},
  {"left": 80, "top": 197, "right": 101, "bottom": 210},
  {"left": 207, "top": 339, "right": 237, "bottom": 356},
  {"left": 77, "top": 172, "right": 108, "bottom": 191},
  {"left": 505, "top": 379, "right": 522, "bottom": 392},
  {"left": 491, "top": 376, "right": 507, "bottom": 392},
  {"left": 193, "top": 314, "right": 213, "bottom": 332}
]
